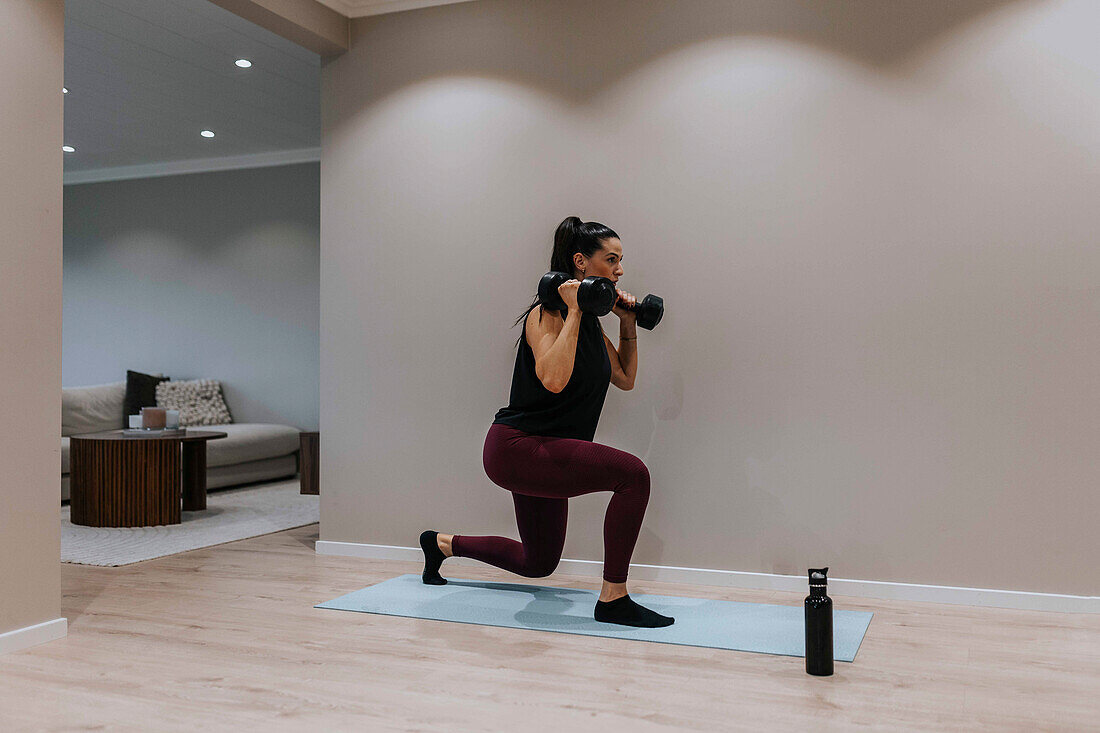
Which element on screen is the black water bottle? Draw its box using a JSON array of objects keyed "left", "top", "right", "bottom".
[{"left": 805, "top": 567, "right": 833, "bottom": 676}]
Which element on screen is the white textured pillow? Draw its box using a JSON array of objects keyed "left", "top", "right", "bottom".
[{"left": 155, "top": 379, "right": 233, "bottom": 427}]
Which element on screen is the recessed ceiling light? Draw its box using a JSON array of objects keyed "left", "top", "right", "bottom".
[
  {"left": 62, "top": 145, "right": 75, "bottom": 153},
  {"left": 200, "top": 130, "right": 215, "bottom": 138},
  {"left": 63, "top": 87, "right": 68, "bottom": 94},
  {"left": 235, "top": 59, "right": 252, "bottom": 68}
]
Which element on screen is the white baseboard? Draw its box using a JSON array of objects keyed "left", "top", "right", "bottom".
[
  {"left": 315, "top": 541, "right": 1098, "bottom": 614},
  {"left": 0, "top": 618, "right": 68, "bottom": 655}
]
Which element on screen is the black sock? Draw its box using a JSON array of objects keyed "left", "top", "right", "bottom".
[
  {"left": 419, "top": 530, "right": 448, "bottom": 585},
  {"left": 594, "top": 594, "right": 675, "bottom": 628}
]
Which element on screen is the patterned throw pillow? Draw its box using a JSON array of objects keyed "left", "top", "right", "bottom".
[{"left": 155, "top": 379, "right": 233, "bottom": 427}]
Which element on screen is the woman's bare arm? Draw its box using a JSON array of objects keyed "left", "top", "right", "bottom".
[{"left": 528, "top": 306, "right": 582, "bottom": 393}]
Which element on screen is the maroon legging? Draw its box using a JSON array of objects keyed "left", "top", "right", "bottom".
[{"left": 451, "top": 422, "right": 651, "bottom": 584}]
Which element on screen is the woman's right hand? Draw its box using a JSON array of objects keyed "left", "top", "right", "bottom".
[{"left": 557, "top": 279, "right": 581, "bottom": 310}]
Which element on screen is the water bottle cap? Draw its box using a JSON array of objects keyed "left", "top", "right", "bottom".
[{"left": 808, "top": 566, "right": 829, "bottom": 586}]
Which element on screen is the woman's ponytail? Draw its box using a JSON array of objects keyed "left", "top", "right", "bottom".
[{"left": 552, "top": 216, "right": 583, "bottom": 272}]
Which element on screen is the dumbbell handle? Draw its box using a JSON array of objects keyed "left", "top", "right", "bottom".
[
  {"left": 563, "top": 285, "right": 641, "bottom": 314},
  {"left": 615, "top": 293, "right": 641, "bottom": 313},
  {"left": 617, "top": 290, "right": 664, "bottom": 330}
]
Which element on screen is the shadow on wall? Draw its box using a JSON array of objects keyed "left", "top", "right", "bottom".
[
  {"left": 347, "top": 0, "right": 1028, "bottom": 105},
  {"left": 626, "top": 368, "right": 895, "bottom": 579}
]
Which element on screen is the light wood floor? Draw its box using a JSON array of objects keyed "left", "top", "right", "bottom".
[{"left": 1, "top": 524, "right": 1096, "bottom": 732}]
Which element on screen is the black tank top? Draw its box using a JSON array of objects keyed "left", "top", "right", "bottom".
[{"left": 493, "top": 304, "right": 612, "bottom": 441}]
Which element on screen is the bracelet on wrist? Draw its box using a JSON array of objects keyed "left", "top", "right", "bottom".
[{"left": 621, "top": 336, "right": 637, "bottom": 340}]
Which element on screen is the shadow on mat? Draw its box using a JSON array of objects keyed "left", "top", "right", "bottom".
[{"left": 439, "top": 579, "right": 633, "bottom": 630}]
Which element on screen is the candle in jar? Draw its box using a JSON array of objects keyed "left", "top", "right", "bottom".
[{"left": 141, "top": 407, "right": 166, "bottom": 429}]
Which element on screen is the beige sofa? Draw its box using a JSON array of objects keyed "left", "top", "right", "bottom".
[{"left": 61, "top": 381, "right": 301, "bottom": 502}]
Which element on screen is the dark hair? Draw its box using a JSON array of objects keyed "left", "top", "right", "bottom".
[{"left": 511, "top": 216, "right": 620, "bottom": 348}]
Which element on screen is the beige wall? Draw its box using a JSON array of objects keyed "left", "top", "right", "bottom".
[
  {"left": 0, "top": 0, "right": 63, "bottom": 635},
  {"left": 320, "top": 0, "right": 1100, "bottom": 596}
]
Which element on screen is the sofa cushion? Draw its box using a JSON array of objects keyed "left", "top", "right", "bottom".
[
  {"left": 62, "top": 381, "right": 127, "bottom": 437},
  {"left": 62, "top": 423, "right": 300, "bottom": 472},
  {"left": 203, "top": 423, "right": 300, "bottom": 469},
  {"left": 61, "top": 424, "right": 300, "bottom": 491},
  {"left": 123, "top": 370, "right": 169, "bottom": 422}
]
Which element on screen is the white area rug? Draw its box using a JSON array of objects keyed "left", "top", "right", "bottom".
[{"left": 61, "top": 479, "right": 319, "bottom": 566}]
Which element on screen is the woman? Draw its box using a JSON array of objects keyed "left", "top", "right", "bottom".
[{"left": 419, "top": 216, "right": 674, "bottom": 628}]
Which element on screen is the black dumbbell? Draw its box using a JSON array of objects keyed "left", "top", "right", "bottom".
[
  {"left": 538, "top": 271, "right": 617, "bottom": 314},
  {"left": 619, "top": 292, "right": 664, "bottom": 330},
  {"left": 581, "top": 277, "right": 664, "bottom": 330},
  {"left": 537, "top": 271, "right": 665, "bottom": 330}
]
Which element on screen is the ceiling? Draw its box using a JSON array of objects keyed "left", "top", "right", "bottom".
[
  {"left": 314, "top": 0, "right": 477, "bottom": 17},
  {"left": 63, "top": 0, "right": 320, "bottom": 183}
]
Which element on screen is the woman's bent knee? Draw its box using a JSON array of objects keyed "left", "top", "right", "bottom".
[
  {"left": 620, "top": 458, "right": 650, "bottom": 497},
  {"left": 522, "top": 559, "right": 560, "bottom": 578}
]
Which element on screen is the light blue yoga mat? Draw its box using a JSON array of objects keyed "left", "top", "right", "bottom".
[{"left": 317, "top": 574, "right": 873, "bottom": 662}]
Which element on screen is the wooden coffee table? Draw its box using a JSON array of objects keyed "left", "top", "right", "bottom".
[{"left": 69, "top": 430, "right": 228, "bottom": 527}]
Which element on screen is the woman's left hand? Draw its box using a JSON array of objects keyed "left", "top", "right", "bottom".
[{"left": 611, "top": 288, "right": 637, "bottom": 323}]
